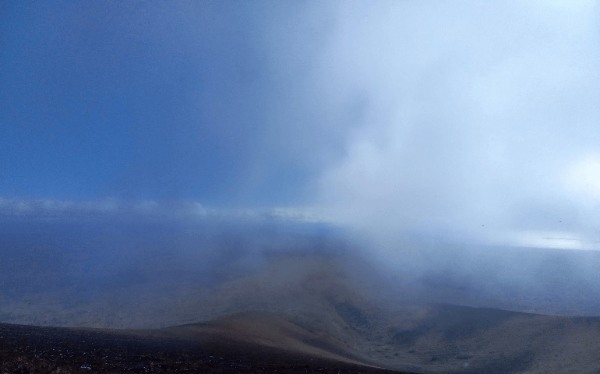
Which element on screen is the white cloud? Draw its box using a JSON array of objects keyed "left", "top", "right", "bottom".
[
  {"left": 564, "top": 153, "right": 600, "bottom": 201},
  {"left": 491, "top": 230, "right": 597, "bottom": 251},
  {"left": 309, "top": 1, "right": 600, "bottom": 244}
]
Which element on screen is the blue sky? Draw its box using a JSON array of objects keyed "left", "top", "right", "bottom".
[
  {"left": 0, "top": 1, "right": 331, "bottom": 206},
  {"left": 2, "top": 1, "right": 600, "bottom": 247}
]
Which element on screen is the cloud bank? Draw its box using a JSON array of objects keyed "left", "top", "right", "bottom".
[
  {"left": 0, "top": 197, "right": 323, "bottom": 225},
  {"left": 306, "top": 1, "right": 600, "bottom": 245}
]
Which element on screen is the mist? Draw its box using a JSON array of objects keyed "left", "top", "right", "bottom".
[
  {"left": 5, "top": 3, "right": 600, "bottom": 371},
  {"left": 309, "top": 1, "right": 600, "bottom": 249},
  {"left": 4, "top": 2, "right": 599, "bottom": 234},
  {"left": 3, "top": 0, "right": 600, "bottom": 329}
]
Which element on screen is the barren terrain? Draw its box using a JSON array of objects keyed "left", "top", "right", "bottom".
[{"left": 3, "top": 219, "right": 600, "bottom": 372}]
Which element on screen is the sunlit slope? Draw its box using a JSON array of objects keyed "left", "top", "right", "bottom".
[{"left": 138, "top": 303, "right": 600, "bottom": 373}]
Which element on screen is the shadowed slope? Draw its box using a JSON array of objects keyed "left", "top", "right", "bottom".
[{"left": 0, "top": 320, "right": 397, "bottom": 373}]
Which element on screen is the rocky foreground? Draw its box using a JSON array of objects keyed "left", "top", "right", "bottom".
[{"left": 0, "top": 322, "right": 398, "bottom": 373}]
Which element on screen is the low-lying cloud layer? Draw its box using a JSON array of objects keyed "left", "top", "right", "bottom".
[{"left": 0, "top": 198, "right": 322, "bottom": 225}]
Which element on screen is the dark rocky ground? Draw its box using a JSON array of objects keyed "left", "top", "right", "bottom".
[{"left": 0, "top": 322, "right": 399, "bottom": 373}]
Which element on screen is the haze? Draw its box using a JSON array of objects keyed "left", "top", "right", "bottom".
[
  {"left": 3, "top": 1, "right": 600, "bottom": 244},
  {"left": 3, "top": 0, "right": 600, "bottom": 324}
]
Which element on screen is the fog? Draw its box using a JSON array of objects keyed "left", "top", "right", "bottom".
[
  {"left": 312, "top": 1, "right": 600, "bottom": 248},
  {"left": 3, "top": 1, "right": 600, "bottom": 328},
  {"left": 3, "top": 2, "right": 599, "bottom": 236}
]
